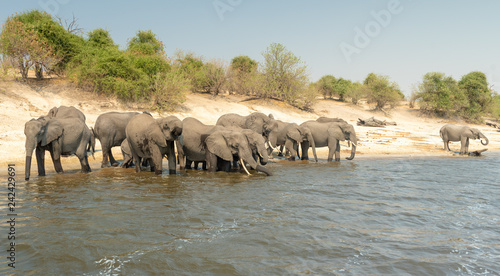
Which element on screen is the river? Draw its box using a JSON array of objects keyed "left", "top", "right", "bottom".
[{"left": 1, "top": 153, "right": 499, "bottom": 275}]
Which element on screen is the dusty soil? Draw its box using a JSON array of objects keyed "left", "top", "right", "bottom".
[{"left": 2, "top": 78, "right": 500, "bottom": 173}]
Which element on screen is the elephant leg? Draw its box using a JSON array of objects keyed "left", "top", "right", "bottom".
[
  {"left": 185, "top": 159, "right": 193, "bottom": 169},
  {"left": 278, "top": 145, "right": 284, "bottom": 157},
  {"left": 465, "top": 138, "right": 470, "bottom": 154},
  {"left": 460, "top": 137, "right": 468, "bottom": 154},
  {"left": 36, "top": 147, "right": 46, "bottom": 176},
  {"left": 50, "top": 141, "right": 64, "bottom": 173},
  {"left": 108, "top": 150, "right": 119, "bottom": 167},
  {"left": 300, "top": 141, "right": 309, "bottom": 160},
  {"left": 78, "top": 154, "right": 91, "bottom": 173},
  {"left": 220, "top": 159, "right": 232, "bottom": 172},
  {"left": 101, "top": 140, "right": 111, "bottom": 168},
  {"left": 202, "top": 161, "right": 207, "bottom": 170},
  {"left": 132, "top": 152, "right": 142, "bottom": 173},
  {"left": 327, "top": 139, "right": 339, "bottom": 162}
]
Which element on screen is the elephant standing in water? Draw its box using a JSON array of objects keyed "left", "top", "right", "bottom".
[
  {"left": 440, "top": 124, "right": 489, "bottom": 154},
  {"left": 203, "top": 129, "right": 273, "bottom": 176},
  {"left": 125, "top": 113, "right": 182, "bottom": 174},
  {"left": 93, "top": 111, "right": 140, "bottom": 167},
  {"left": 275, "top": 120, "right": 317, "bottom": 161},
  {"left": 216, "top": 112, "right": 279, "bottom": 149},
  {"left": 178, "top": 117, "right": 269, "bottom": 170},
  {"left": 300, "top": 120, "right": 357, "bottom": 161},
  {"left": 24, "top": 116, "right": 94, "bottom": 180}
]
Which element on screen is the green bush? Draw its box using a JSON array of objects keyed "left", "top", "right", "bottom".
[{"left": 364, "top": 73, "right": 402, "bottom": 110}]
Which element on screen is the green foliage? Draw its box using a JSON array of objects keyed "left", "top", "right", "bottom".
[
  {"left": 458, "top": 71, "right": 492, "bottom": 120},
  {"left": 346, "top": 82, "right": 368, "bottom": 105},
  {"left": 173, "top": 50, "right": 207, "bottom": 92},
  {"left": 127, "top": 30, "right": 164, "bottom": 56},
  {"left": 200, "top": 59, "right": 228, "bottom": 96},
  {"left": 317, "top": 75, "right": 336, "bottom": 99},
  {"left": 333, "top": 78, "right": 352, "bottom": 101},
  {"left": 151, "top": 69, "right": 188, "bottom": 111},
  {"left": 490, "top": 94, "right": 500, "bottom": 119},
  {"left": 228, "top": 55, "right": 259, "bottom": 95},
  {"left": 414, "top": 72, "right": 469, "bottom": 118},
  {"left": 261, "top": 43, "right": 312, "bottom": 109},
  {"left": 87, "top": 28, "right": 116, "bottom": 48},
  {"left": 364, "top": 73, "right": 402, "bottom": 110},
  {"left": 231, "top": 55, "right": 257, "bottom": 74}
]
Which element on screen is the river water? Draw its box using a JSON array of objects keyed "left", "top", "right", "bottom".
[{"left": 1, "top": 153, "right": 500, "bottom": 275}]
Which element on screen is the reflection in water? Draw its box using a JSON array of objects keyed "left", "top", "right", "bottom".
[{"left": 1, "top": 153, "right": 500, "bottom": 275}]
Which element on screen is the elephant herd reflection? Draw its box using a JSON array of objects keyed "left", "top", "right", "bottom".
[{"left": 24, "top": 105, "right": 489, "bottom": 180}]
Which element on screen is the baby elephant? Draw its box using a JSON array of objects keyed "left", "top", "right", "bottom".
[{"left": 440, "top": 124, "right": 489, "bottom": 154}]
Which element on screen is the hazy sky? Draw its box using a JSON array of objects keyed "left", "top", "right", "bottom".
[{"left": 1, "top": 0, "right": 499, "bottom": 96}]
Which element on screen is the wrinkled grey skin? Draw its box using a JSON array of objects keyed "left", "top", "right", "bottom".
[
  {"left": 125, "top": 113, "right": 182, "bottom": 174},
  {"left": 300, "top": 120, "right": 357, "bottom": 161},
  {"left": 120, "top": 138, "right": 134, "bottom": 168},
  {"left": 94, "top": 111, "right": 140, "bottom": 167},
  {"left": 275, "top": 120, "right": 317, "bottom": 161},
  {"left": 216, "top": 112, "right": 279, "bottom": 148},
  {"left": 178, "top": 117, "right": 269, "bottom": 170},
  {"left": 24, "top": 116, "right": 93, "bottom": 180},
  {"left": 204, "top": 129, "right": 272, "bottom": 176},
  {"left": 47, "top": 106, "right": 86, "bottom": 122},
  {"left": 440, "top": 124, "right": 489, "bottom": 154}
]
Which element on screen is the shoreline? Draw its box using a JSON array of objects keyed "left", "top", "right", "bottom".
[{"left": 1, "top": 79, "right": 500, "bottom": 176}]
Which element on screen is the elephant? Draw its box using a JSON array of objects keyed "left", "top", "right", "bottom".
[
  {"left": 93, "top": 111, "right": 140, "bottom": 167},
  {"left": 275, "top": 120, "right": 318, "bottom": 161},
  {"left": 24, "top": 116, "right": 94, "bottom": 180},
  {"left": 125, "top": 113, "right": 182, "bottom": 174},
  {"left": 178, "top": 117, "right": 269, "bottom": 170},
  {"left": 203, "top": 129, "right": 273, "bottom": 176},
  {"left": 120, "top": 138, "right": 134, "bottom": 168},
  {"left": 316, "top": 116, "right": 347, "bottom": 124},
  {"left": 216, "top": 112, "right": 279, "bottom": 148},
  {"left": 300, "top": 120, "right": 357, "bottom": 161},
  {"left": 47, "top": 106, "right": 86, "bottom": 122},
  {"left": 439, "top": 124, "right": 489, "bottom": 154}
]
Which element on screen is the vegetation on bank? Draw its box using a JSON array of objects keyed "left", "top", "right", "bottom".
[{"left": 1, "top": 9, "right": 499, "bottom": 120}]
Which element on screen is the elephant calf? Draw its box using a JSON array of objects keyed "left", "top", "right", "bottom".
[{"left": 440, "top": 124, "right": 489, "bottom": 154}]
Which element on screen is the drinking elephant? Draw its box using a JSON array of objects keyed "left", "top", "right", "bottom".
[
  {"left": 300, "top": 121, "right": 357, "bottom": 161},
  {"left": 203, "top": 129, "right": 273, "bottom": 176},
  {"left": 275, "top": 120, "right": 317, "bottom": 161},
  {"left": 125, "top": 113, "right": 182, "bottom": 174},
  {"left": 216, "top": 112, "right": 279, "bottom": 148},
  {"left": 178, "top": 117, "right": 269, "bottom": 170},
  {"left": 439, "top": 124, "right": 489, "bottom": 154},
  {"left": 47, "top": 106, "right": 86, "bottom": 122},
  {"left": 93, "top": 111, "right": 140, "bottom": 167},
  {"left": 24, "top": 116, "right": 94, "bottom": 180}
]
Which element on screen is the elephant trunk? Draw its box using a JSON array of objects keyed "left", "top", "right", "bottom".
[
  {"left": 307, "top": 132, "right": 318, "bottom": 162},
  {"left": 256, "top": 165, "right": 273, "bottom": 176},
  {"left": 25, "top": 140, "right": 36, "bottom": 180},
  {"left": 346, "top": 134, "right": 357, "bottom": 160},
  {"left": 480, "top": 134, "right": 489, "bottom": 146}
]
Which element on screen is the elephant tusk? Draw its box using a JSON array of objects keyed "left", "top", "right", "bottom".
[
  {"left": 350, "top": 142, "right": 357, "bottom": 147},
  {"left": 267, "top": 142, "right": 277, "bottom": 151},
  {"left": 240, "top": 158, "right": 251, "bottom": 175}
]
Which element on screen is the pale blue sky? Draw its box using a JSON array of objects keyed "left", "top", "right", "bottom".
[{"left": 2, "top": 0, "right": 499, "bottom": 96}]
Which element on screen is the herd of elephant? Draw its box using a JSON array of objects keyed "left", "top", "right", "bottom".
[{"left": 24, "top": 106, "right": 490, "bottom": 180}]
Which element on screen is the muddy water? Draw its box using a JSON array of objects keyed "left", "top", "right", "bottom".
[{"left": 1, "top": 153, "right": 499, "bottom": 275}]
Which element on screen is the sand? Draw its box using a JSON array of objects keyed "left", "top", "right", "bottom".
[{"left": 1, "top": 79, "right": 500, "bottom": 173}]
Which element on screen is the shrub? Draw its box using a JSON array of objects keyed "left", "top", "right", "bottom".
[{"left": 364, "top": 73, "right": 402, "bottom": 110}]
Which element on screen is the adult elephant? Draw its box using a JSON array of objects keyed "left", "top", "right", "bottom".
[
  {"left": 93, "top": 111, "right": 140, "bottom": 167},
  {"left": 125, "top": 113, "right": 182, "bottom": 174},
  {"left": 440, "top": 124, "right": 489, "bottom": 154},
  {"left": 24, "top": 116, "right": 93, "bottom": 180},
  {"left": 204, "top": 129, "right": 272, "bottom": 176},
  {"left": 300, "top": 121, "right": 357, "bottom": 161},
  {"left": 216, "top": 112, "right": 279, "bottom": 148},
  {"left": 178, "top": 117, "right": 269, "bottom": 169},
  {"left": 275, "top": 120, "right": 317, "bottom": 161},
  {"left": 47, "top": 106, "right": 86, "bottom": 122}
]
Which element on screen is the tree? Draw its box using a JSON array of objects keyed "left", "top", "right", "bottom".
[
  {"left": 364, "top": 73, "right": 402, "bottom": 110},
  {"left": 458, "top": 71, "right": 492, "bottom": 119},
  {"left": 261, "top": 43, "right": 309, "bottom": 105},
  {"left": 127, "top": 30, "right": 164, "bottom": 56},
  {"left": 346, "top": 82, "right": 368, "bottom": 105},
  {"left": 413, "top": 72, "right": 467, "bottom": 116},
  {"left": 317, "top": 75, "right": 336, "bottom": 99},
  {"left": 228, "top": 55, "right": 259, "bottom": 95},
  {"left": 173, "top": 50, "right": 207, "bottom": 92},
  {"left": 201, "top": 59, "right": 228, "bottom": 96},
  {"left": 333, "top": 78, "right": 352, "bottom": 102}
]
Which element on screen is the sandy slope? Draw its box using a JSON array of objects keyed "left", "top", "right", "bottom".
[{"left": 1, "top": 79, "right": 500, "bottom": 171}]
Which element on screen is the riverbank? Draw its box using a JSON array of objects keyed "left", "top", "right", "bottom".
[{"left": 1, "top": 79, "right": 500, "bottom": 172}]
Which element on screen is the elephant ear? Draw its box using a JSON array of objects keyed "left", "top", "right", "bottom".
[
  {"left": 287, "top": 127, "right": 302, "bottom": 143},
  {"left": 148, "top": 124, "right": 168, "bottom": 148},
  {"left": 47, "top": 107, "right": 58, "bottom": 118},
  {"left": 328, "top": 126, "right": 344, "bottom": 141},
  {"left": 245, "top": 114, "right": 264, "bottom": 134},
  {"left": 42, "top": 119, "right": 63, "bottom": 146},
  {"left": 206, "top": 132, "right": 233, "bottom": 162}
]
